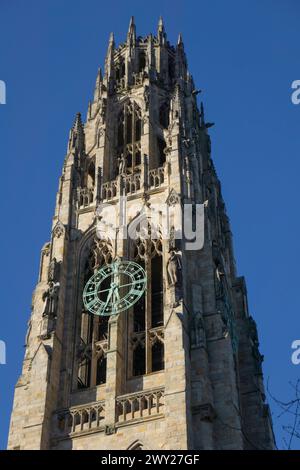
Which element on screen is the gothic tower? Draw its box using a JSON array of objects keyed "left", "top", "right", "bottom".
[{"left": 8, "top": 18, "right": 275, "bottom": 450}]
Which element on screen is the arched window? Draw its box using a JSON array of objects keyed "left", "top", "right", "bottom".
[
  {"left": 157, "top": 137, "right": 166, "bottom": 165},
  {"left": 168, "top": 56, "right": 175, "bottom": 82},
  {"left": 139, "top": 51, "right": 146, "bottom": 72},
  {"left": 117, "top": 101, "right": 142, "bottom": 174},
  {"left": 129, "top": 221, "right": 164, "bottom": 377},
  {"left": 159, "top": 102, "right": 170, "bottom": 129},
  {"left": 133, "top": 343, "right": 146, "bottom": 376},
  {"left": 151, "top": 255, "right": 163, "bottom": 327},
  {"left": 81, "top": 158, "right": 95, "bottom": 189},
  {"left": 152, "top": 341, "right": 164, "bottom": 372},
  {"left": 77, "top": 236, "right": 112, "bottom": 389},
  {"left": 86, "top": 160, "right": 95, "bottom": 189},
  {"left": 116, "top": 58, "right": 125, "bottom": 81},
  {"left": 96, "top": 355, "right": 107, "bottom": 385}
]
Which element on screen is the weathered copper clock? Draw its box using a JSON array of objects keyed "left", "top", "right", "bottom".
[{"left": 83, "top": 259, "right": 146, "bottom": 316}]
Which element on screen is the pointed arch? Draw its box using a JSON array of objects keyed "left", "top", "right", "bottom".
[
  {"left": 127, "top": 216, "right": 165, "bottom": 377},
  {"left": 74, "top": 227, "right": 113, "bottom": 390},
  {"left": 127, "top": 439, "right": 149, "bottom": 450},
  {"left": 116, "top": 100, "right": 142, "bottom": 175}
]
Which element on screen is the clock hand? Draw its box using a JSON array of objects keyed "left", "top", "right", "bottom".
[
  {"left": 117, "top": 280, "right": 144, "bottom": 289},
  {"left": 97, "top": 286, "right": 115, "bottom": 295},
  {"left": 101, "top": 286, "right": 114, "bottom": 312}
]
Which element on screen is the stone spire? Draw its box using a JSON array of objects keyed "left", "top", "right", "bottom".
[
  {"left": 157, "top": 16, "right": 167, "bottom": 44},
  {"left": 105, "top": 32, "right": 115, "bottom": 80},
  {"left": 94, "top": 67, "right": 103, "bottom": 101},
  {"left": 176, "top": 32, "right": 187, "bottom": 80},
  {"left": 68, "top": 112, "right": 85, "bottom": 155},
  {"left": 177, "top": 32, "right": 183, "bottom": 47},
  {"left": 127, "top": 16, "right": 136, "bottom": 44}
]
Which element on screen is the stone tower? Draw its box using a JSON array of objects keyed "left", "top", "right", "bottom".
[{"left": 8, "top": 18, "right": 275, "bottom": 450}]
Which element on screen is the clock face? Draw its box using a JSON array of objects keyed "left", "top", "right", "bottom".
[{"left": 83, "top": 260, "right": 147, "bottom": 316}]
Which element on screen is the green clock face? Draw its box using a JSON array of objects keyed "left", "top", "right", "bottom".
[{"left": 83, "top": 259, "right": 147, "bottom": 316}]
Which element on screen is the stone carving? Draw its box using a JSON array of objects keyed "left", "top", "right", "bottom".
[
  {"left": 42, "top": 282, "right": 60, "bottom": 319},
  {"left": 48, "top": 257, "right": 60, "bottom": 283},
  {"left": 118, "top": 153, "right": 127, "bottom": 175},
  {"left": 167, "top": 249, "right": 182, "bottom": 287},
  {"left": 40, "top": 279, "right": 60, "bottom": 338},
  {"left": 53, "top": 221, "right": 65, "bottom": 239},
  {"left": 104, "top": 424, "right": 116, "bottom": 435},
  {"left": 77, "top": 339, "right": 93, "bottom": 363},
  {"left": 166, "top": 188, "right": 180, "bottom": 207}
]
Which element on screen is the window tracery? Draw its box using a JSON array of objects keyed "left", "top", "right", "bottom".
[
  {"left": 117, "top": 101, "right": 142, "bottom": 175},
  {"left": 77, "top": 237, "right": 113, "bottom": 389},
  {"left": 129, "top": 221, "right": 165, "bottom": 376}
]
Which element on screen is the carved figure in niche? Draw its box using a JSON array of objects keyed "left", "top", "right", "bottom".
[
  {"left": 48, "top": 257, "right": 60, "bottom": 283},
  {"left": 118, "top": 153, "right": 126, "bottom": 176},
  {"left": 167, "top": 249, "right": 182, "bottom": 287},
  {"left": 39, "top": 280, "right": 60, "bottom": 338},
  {"left": 42, "top": 282, "right": 60, "bottom": 319},
  {"left": 77, "top": 340, "right": 93, "bottom": 363}
]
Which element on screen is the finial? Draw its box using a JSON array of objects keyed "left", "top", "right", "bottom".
[
  {"left": 177, "top": 33, "right": 183, "bottom": 46},
  {"left": 157, "top": 16, "right": 166, "bottom": 44},
  {"left": 127, "top": 16, "right": 136, "bottom": 43},
  {"left": 128, "top": 16, "right": 135, "bottom": 30},
  {"left": 158, "top": 16, "right": 164, "bottom": 31},
  {"left": 73, "top": 112, "right": 83, "bottom": 130},
  {"left": 109, "top": 32, "right": 114, "bottom": 45}
]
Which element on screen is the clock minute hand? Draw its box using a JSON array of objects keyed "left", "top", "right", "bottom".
[{"left": 102, "top": 285, "right": 114, "bottom": 313}]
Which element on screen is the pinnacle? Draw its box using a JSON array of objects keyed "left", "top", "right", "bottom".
[
  {"left": 128, "top": 16, "right": 135, "bottom": 30},
  {"left": 177, "top": 33, "right": 183, "bottom": 46},
  {"left": 109, "top": 32, "right": 114, "bottom": 44},
  {"left": 73, "top": 112, "right": 83, "bottom": 131},
  {"left": 158, "top": 16, "right": 164, "bottom": 30}
]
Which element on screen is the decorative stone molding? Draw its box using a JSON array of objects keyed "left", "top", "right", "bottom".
[
  {"left": 116, "top": 387, "right": 165, "bottom": 424},
  {"left": 52, "top": 220, "right": 65, "bottom": 239},
  {"left": 54, "top": 400, "right": 105, "bottom": 437}
]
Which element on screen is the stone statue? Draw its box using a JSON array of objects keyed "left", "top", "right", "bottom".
[
  {"left": 77, "top": 339, "right": 92, "bottom": 363},
  {"left": 48, "top": 257, "right": 60, "bottom": 283},
  {"left": 25, "top": 318, "right": 32, "bottom": 347},
  {"left": 169, "top": 225, "right": 176, "bottom": 251},
  {"left": 42, "top": 282, "right": 60, "bottom": 318},
  {"left": 167, "top": 250, "right": 182, "bottom": 287},
  {"left": 118, "top": 154, "right": 126, "bottom": 175}
]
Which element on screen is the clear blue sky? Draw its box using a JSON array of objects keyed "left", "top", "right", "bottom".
[{"left": 0, "top": 0, "right": 299, "bottom": 450}]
